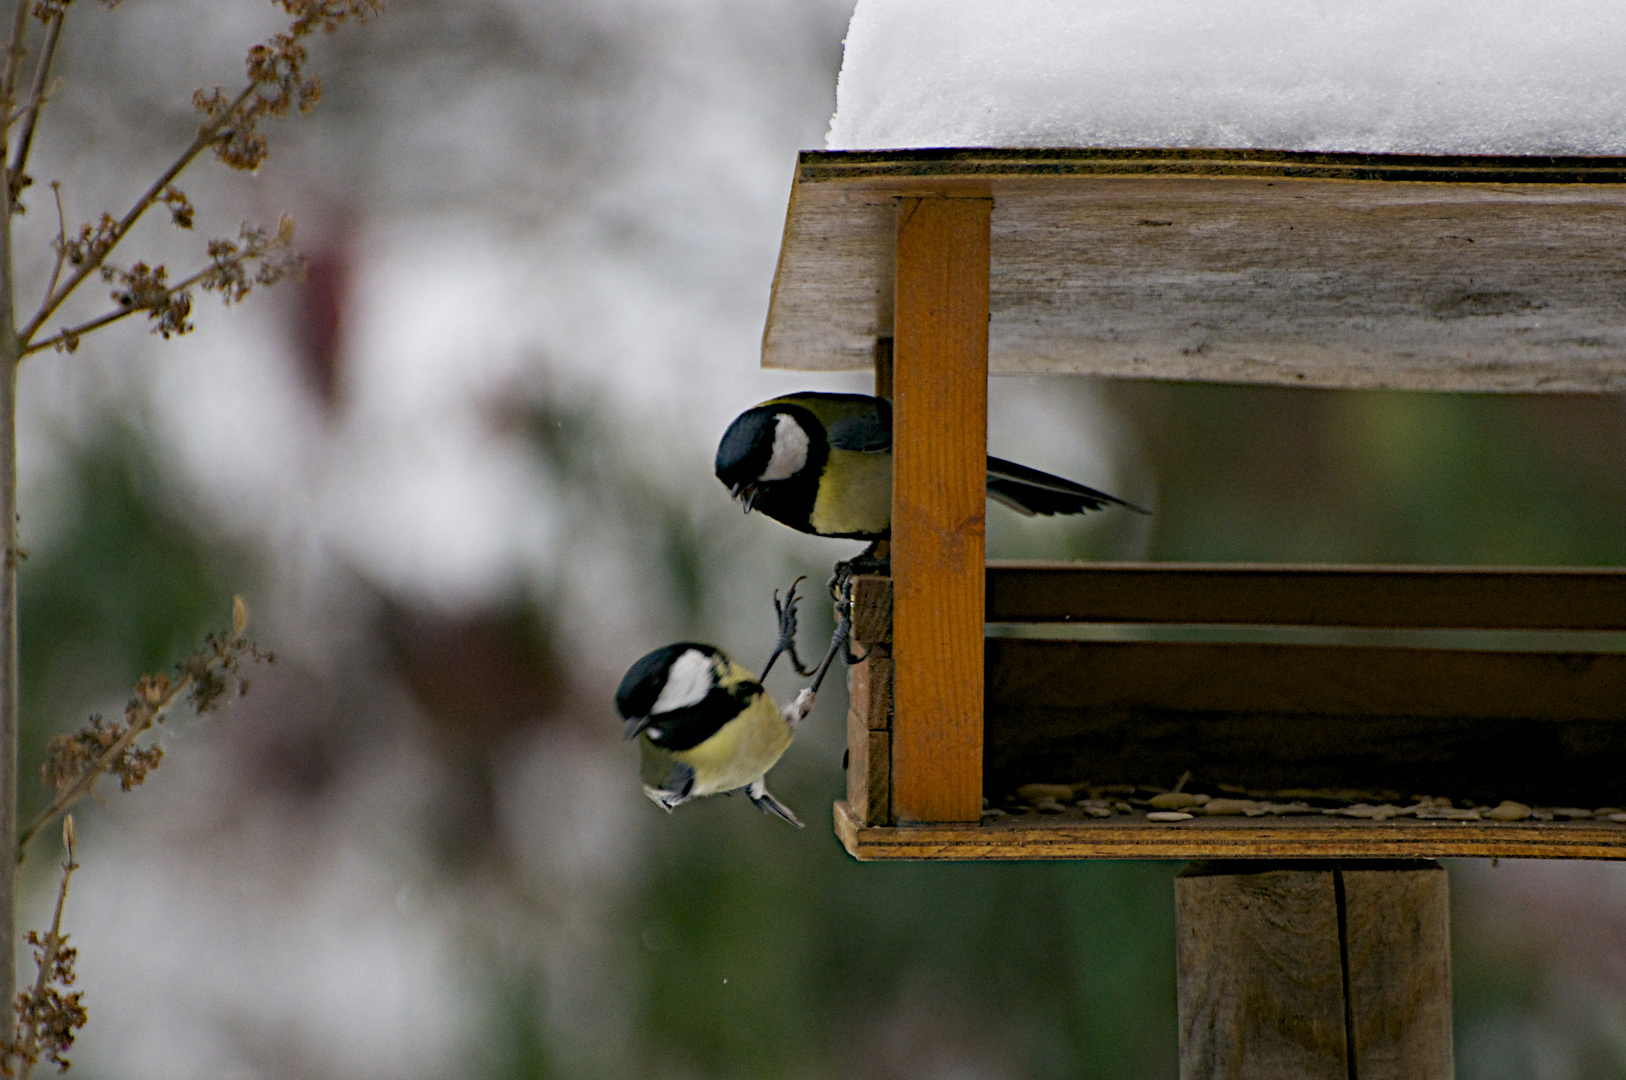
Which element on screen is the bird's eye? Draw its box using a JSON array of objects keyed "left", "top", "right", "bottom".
[{"left": 648, "top": 729, "right": 663, "bottom": 742}]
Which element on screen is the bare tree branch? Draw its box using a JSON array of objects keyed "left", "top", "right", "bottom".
[
  {"left": 8, "top": 6, "right": 66, "bottom": 200},
  {"left": 0, "top": 2, "right": 34, "bottom": 119}
]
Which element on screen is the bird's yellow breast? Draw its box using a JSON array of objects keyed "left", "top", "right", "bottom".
[
  {"left": 809, "top": 449, "right": 892, "bottom": 537},
  {"left": 643, "top": 692, "right": 792, "bottom": 797}
]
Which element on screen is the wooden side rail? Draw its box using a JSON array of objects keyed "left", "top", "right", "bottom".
[
  {"left": 987, "top": 562, "right": 1626, "bottom": 630},
  {"left": 986, "top": 637, "right": 1626, "bottom": 807}
]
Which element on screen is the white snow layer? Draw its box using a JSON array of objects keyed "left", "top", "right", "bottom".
[{"left": 827, "top": 0, "right": 1626, "bottom": 155}]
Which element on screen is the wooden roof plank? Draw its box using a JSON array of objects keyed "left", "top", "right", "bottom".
[{"left": 765, "top": 149, "right": 1626, "bottom": 390}]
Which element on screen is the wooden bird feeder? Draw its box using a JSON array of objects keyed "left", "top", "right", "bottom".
[{"left": 761, "top": 148, "right": 1626, "bottom": 1078}]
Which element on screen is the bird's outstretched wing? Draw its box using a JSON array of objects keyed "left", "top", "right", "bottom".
[{"left": 985, "top": 456, "right": 1149, "bottom": 517}]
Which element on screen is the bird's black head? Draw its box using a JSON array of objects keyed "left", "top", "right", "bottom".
[
  {"left": 715, "top": 404, "right": 819, "bottom": 512},
  {"left": 615, "top": 642, "right": 757, "bottom": 751},
  {"left": 616, "top": 642, "right": 718, "bottom": 734}
]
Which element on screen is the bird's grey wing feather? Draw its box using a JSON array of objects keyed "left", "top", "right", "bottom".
[
  {"left": 987, "top": 489, "right": 1038, "bottom": 517},
  {"left": 824, "top": 399, "right": 892, "bottom": 452}
]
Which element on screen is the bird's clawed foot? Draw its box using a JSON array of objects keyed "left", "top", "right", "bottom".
[
  {"left": 643, "top": 785, "right": 686, "bottom": 814},
  {"left": 761, "top": 576, "right": 819, "bottom": 681},
  {"left": 746, "top": 776, "right": 803, "bottom": 827},
  {"left": 643, "top": 761, "right": 696, "bottom": 814},
  {"left": 828, "top": 541, "right": 889, "bottom": 601}
]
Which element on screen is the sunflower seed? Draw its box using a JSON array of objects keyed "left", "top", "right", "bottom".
[
  {"left": 1017, "top": 783, "right": 1076, "bottom": 803},
  {"left": 1483, "top": 801, "right": 1530, "bottom": 822},
  {"left": 1150, "top": 792, "right": 1209, "bottom": 810}
]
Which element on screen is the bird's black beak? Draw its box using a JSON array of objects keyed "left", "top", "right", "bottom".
[
  {"left": 732, "top": 482, "right": 759, "bottom": 514},
  {"left": 622, "top": 715, "right": 652, "bottom": 741}
]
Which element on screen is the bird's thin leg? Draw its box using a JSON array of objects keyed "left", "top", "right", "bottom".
[
  {"left": 809, "top": 580, "right": 865, "bottom": 695},
  {"left": 746, "top": 777, "right": 803, "bottom": 828},
  {"left": 776, "top": 582, "right": 867, "bottom": 733}
]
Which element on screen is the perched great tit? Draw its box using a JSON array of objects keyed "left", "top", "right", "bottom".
[
  {"left": 714, "top": 392, "right": 1146, "bottom": 541},
  {"left": 614, "top": 580, "right": 850, "bottom": 828}
]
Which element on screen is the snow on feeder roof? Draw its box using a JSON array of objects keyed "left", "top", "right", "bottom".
[{"left": 827, "top": 0, "right": 1626, "bottom": 155}]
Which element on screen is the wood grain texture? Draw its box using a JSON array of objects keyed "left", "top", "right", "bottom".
[
  {"left": 1343, "top": 865, "right": 1453, "bottom": 1080},
  {"left": 847, "top": 649, "right": 892, "bottom": 732},
  {"left": 986, "top": 561, "right": 1626, "bottom": 630},
  {"left": 985, "top": 637, "right": 1626, "bottom": 807},
  {"left": 850, "top": 575, "right": 892, "bottom": 647},
  {"left": 890, "top": 196, "right": 989, "bottom": 823},
  {"left": 1176, "top": 861, "right": 1452, "bottom": 1080},
  {"left": 832, "top": 802, "right": 1626, "bottom": 861},
  {"left": 763, "top": 149, "right": 1626, "bottom": 391},
  {"left": 845, "top": 708, "right": 891, "bottom": 826},
  {"left": 1176, "top": 866, "right": 1349, "bottom": 1080},
  {"left": 845, "top": 642, "right": 893, "bottom": 826}
]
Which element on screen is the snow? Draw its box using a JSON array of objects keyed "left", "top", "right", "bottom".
[{"left": 827, "top": 0, "right": 1626, "bottom": 155}]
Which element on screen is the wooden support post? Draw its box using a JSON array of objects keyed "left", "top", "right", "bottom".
[
  {"left": 890, "top": 195, "right": 990, "bottom": 823},
  {"left": 1175, "top": 861, "right": 1453, "bottom": 1080}
]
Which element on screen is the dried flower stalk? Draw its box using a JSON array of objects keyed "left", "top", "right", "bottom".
[
  {"left": 19, "top": 600, "right": 271, "bottom": 857},
  {"left": 5, "top": 816, "right": 82, "bottom": 1080}
]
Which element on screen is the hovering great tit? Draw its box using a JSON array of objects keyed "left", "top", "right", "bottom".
[
  {"left": 614, "top": 580, "right": 849, "bottom": 827},
  {"left": 714, "top": 392, "right": 1146, "bottom": 541}
]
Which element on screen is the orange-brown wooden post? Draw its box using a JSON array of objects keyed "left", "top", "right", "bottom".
[{"left": 890, "top": 195, "right": 990, "bottom": 823}]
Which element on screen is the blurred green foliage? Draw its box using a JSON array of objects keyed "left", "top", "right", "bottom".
[
  {"left": 1116, "top": 383, "right": 1626, "bottom": 566},
  {"left": 628, "top": 789, "right": 1178, "bottom": 1080}
]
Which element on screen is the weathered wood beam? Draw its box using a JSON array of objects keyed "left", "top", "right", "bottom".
[{"left": 1176, "top": 861, "right": 1452, "bottom": 1080}]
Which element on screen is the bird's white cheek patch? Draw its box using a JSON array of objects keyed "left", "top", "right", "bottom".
[
  {"left": 652, "top": 649, "right": 714, "bottom": 713},
  {"left": 759, "top": 414, "right": 809, "bottom": 481}
]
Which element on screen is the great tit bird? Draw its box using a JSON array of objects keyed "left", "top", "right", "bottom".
[
  {"left": 714, "top": 392, "right": 1146, "bottom": 541},
  {"left": 614, "top": 580, "right": 849, "bottom": 827}
]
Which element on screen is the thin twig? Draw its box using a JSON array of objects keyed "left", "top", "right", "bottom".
[
  {"left": 22, "top": 247, "right": 269, "bottom": 356},
  {"left": 5, "top": 77, "right": 57, "bottom": 127},
  {"left": 0, "top": 0, "right": 34, "bottom": 117},
  {"left": 9, "top": 7, "right": 65, "bottom": 191},
  {"left": 13, "top": 819, "right": 76, "bottom": 1080},
  {"left": 21, "top": 304, "right": 128, "bottom": 356},
  {"left": 18, "top": 82, "right": 256, "bottom": 346},
  {"left": 41, "top": 181, "right": 62, "bottom": 302},
  {"left": 16, "top": 673, "right": 193, "bottom": 856}
]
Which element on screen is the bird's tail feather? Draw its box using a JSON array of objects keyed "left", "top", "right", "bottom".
[{"left": 985, "top": 456, "right": 1149, "bottom": 517}]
